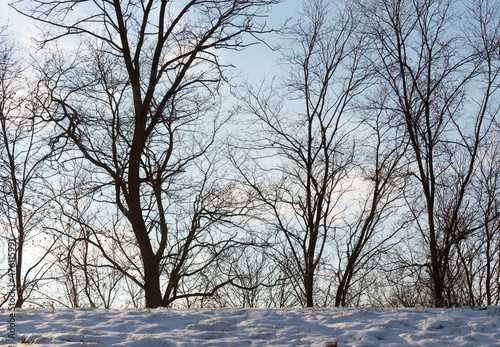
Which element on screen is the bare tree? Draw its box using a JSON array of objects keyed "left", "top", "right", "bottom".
[
  {"left": 39, "top": 163, "right": 125, "bottom": 308},
  {"left": 0, "top": 31, "right": 56, "bottom": 308},
  {"left": 477, "top": 137, "right": 500, "bottom": 305},
  {"left": 332, "top": 92, "right": 408, "bottom": 307},
  {"left": 234, "top": 0, "right": 374, "bottom": 307},
  {"left": 359, "top": 0, "right": 500, "bottom": 307},
  {"left": 16, "top": 0, "right": 278, "bottom": 308},
  {"left": 195, "top": 250, "right": 272, "bottom": 308},
  {"left": 451, "top": 130, "right": 500, "bottom": 306}
]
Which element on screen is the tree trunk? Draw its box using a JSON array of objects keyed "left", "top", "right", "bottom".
[
  {"left": 305, "top": 266, "right": 314, "bottom": 307},
  {"left": 143, "top": 257, "right": 162, "bottom": 308},
  {"left": 432, "top": 278, "right": 445, "bottom": 308},
  {"left": 430, "top": 253, "right": 445, "bottom": 308}
]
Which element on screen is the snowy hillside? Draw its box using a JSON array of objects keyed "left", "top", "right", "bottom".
[{"left": 2, "top": 306, "right": 500, "bottom": 346}]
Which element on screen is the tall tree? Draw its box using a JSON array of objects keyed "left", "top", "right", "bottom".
[
  {"left": 360, "top": 0, "right": 500, "bottom": 307},
  {"left": 0, "top": 31, "right": 55, "bottom": 308},
  {"left": 234, "top": 0, "right": 375, "bottom": 307},
  {"left": 332, "top": 94, "right": 408, "bottom": 307},
  {"left": 18, "top": 0, "right": 278, "bottom": 308},
  {"left": 476, "top": 135, "right": 500, "bottom": 305}
]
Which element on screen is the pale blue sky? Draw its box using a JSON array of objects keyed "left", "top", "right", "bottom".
[{"left": 0, "top": 0, "right": 302, "bottom": 81}]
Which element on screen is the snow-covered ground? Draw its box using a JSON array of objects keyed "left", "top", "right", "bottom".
[{"left": 2, "top": 306, "right": 500, "bottom": 346}]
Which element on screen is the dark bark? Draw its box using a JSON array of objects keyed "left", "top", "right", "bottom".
[
  {"left": 21, "top": 0, "right": 278, "bottom": 308},
  {"left": 360, "top": 0, "right": 500, "bottom": 307}
]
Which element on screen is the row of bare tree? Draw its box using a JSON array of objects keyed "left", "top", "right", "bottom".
[{"left": 1, "top": 0, "right": 499, "bottom": 309}]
